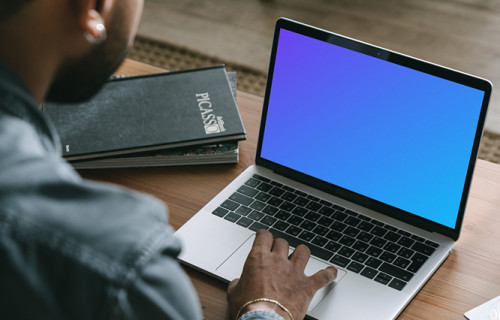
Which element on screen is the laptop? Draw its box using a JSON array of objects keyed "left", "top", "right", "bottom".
[{"left": 175, "top": 18, "right": 492, "bottom": 319}]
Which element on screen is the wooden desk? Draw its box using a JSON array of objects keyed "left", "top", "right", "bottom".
[{"left": 81, "top": 59, "right": 500, "bottom": 320}]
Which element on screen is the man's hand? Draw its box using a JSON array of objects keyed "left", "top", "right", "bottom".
[{"left": 227, "top": 229, "right": 337, "bottom": 320}]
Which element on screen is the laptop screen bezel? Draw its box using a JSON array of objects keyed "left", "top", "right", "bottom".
[{"left": 256, "top": 18, "right": 492, "bottom": 241}]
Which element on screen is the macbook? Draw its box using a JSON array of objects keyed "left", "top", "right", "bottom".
[{"left": 175, "top": 18, "right": 492, "bottom": 319}]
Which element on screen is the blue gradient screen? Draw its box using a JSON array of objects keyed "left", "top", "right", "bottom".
[{"left": 260, "top": 29, "right": 485, "bottom": 229}]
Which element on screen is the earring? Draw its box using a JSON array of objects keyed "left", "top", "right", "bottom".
[{"left": 83, "top": 23, "right": 107, "bottom": 45}]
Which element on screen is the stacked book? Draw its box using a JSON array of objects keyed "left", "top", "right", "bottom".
[{"left": 43, "top": 65, "right": 245, "bottom": 168}]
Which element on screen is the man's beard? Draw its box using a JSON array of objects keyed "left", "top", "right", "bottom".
[{"left": 45, "top": 13, "right": 131, "bottom": 104}]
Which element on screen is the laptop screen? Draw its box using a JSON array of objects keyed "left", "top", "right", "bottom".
[{"left": 259, "top": 25, "right": 490, "bottom": 232}]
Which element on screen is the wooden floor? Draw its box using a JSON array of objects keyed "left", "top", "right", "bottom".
[{"left": 138, "top": 0, "right": 500, "bottom": 132}]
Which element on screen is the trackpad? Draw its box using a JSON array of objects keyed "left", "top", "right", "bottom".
[{"left": 217, "top": 235, "right": 346, "bottom": 312}]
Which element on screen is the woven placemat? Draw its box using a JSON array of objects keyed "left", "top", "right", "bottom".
[{"left": 129, "top": 35, "right": 500, "bottom": 164}]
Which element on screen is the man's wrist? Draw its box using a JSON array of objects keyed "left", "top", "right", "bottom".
[{"left": 240, "top": 301, "right": 291, "bottom": 320}]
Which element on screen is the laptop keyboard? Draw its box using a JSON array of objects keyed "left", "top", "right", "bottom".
[{"left": 212, "top": 174, "right": 440, "bottom": 291}]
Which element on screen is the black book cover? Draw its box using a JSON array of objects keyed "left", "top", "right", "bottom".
[{"left": 43, "top": 65, "right": 246, "bottom": 161}]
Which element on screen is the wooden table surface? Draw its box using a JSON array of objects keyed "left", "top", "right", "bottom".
[{"left": 80, "top": 59, "right": 500, "bottom": 320}]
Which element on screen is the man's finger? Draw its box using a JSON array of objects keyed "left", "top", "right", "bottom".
[
  {"left": 251, "top": 229, "right": 274, "bottom": 252},
  {"left": 288, "top": 244, "right": 311, "bottom": 270},
  {"left": 308, "top": 266, "right": 338, "bottom": 291},
  {"left": 271, "top": 237, "right": 290, "bottom": 256}
]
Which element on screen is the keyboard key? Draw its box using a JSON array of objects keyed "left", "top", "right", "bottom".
[
  {"left": 307, "top": 195, "right": 320, "bottom": 202},
  {"left": 352, "top": 240, "right": 369, "bottom": 252},
  {"left": 237, "top": 185, "right": 259, "bottom": 197},
  {"left": 384, "top": 225, "right": 398, "bottom": 232},
  {"left": 358, "top": 221, "right": 374, "bottom": 232},
  {"left": 379, "top": 251, "right": 396, "bottom": 264},
  {"left": 320, "top": 199, "right": 332, "bottom": 207},
  {"left": 370, "top": 226, "right": 387, "bottom": 237},
  {"left": 312, "top": 225, "right": 329, "bottom": 236},
  {"left": 293, "top": 196, "right": 309, "bottom": 207},
  {"left": 229, "top": 192, "right": 254, "bottom": 206},
  {"left": 279, "top": 200, "right": 294, "bottom": 211},
  {"left": 261, "top": 216, "right": 277, "bottom": 226},
  {"left": 374, "top": 273, "right": 393, "bottom": 285},
  {"left": 212, "top": 207, "right": 228, "bottom": 217},
  {"left": 282, "top": 192, "right": 297, "bottom": 202},
  {"left": 365, "top": 257, "right": 383, "bottom": 269},
  {"left": 408, "top": 261, "right": 424, "bottom": 273},
  {"left": 397, "top": 236, "right": 415, "bottom": 248},
  {"left": 305, "top": 201, "right": 322, "bottom": 212},
  {"left": 249, "top": 221, "right": 268, "bottom": 231},
  {"left": 338, "top": 246, "right": 355, "bottom": 258},
  {"left": 221, "top": 199, "right": 239, "bottom": 211},
  {"left": 397, "top": 229, "right": 412, "bottom": 237},
  {"left": 317, "top": 216, "right": 334, "bottom": 227},
  {"left": 318, "top": 206, "right": 335, "bottom": 217},
  {"left": 262, "top": 205, "right": 279, "bottom": 216},
  {"left": 305, "top": 211, "right": 321, "bottom": 221},
  {"left": 344, "top": 216, "right": 361, "bottom": 227},
  {"left": 268, "top": 197, "right": 284, "bottom": 207},
  {"left": 397, "top": 247, "right": 415, "bottom": 259},
  {"left": 300, "top": 220, "right": 316, "bottom": 231},
  {"left": 286, "top": 225, "right": 302, "bottom": 236},
  {"left": 298, "top": 230, "right": 315, "bottom": 242},
  {"left": 357, "top": 231, "right": 374, "bottom": 243},
  {"left": 330, "top": 254, "right": 350, "bottom": 268},
  {"left": 250, "top": 201, "right": 266, "bottom": 211},
  {"left": 248, "top": 211, "right": 265, "bottom": 221},
  {"left": 269, "top": 187, "right": 285, "bottom": 197},
  {"left": 331, "top": 221, "right": 347, "bottom": 232},
  {"left": 383, "top": 231, "right": 400, "bottom": 242},
  {"left": 332, "top": 204, "right": 346, "bottom": 211},
  {"left": 379, "top": 263, "right": 413, "bottom": 282},
  {"left": 352, "top": 252, "right": 368, "bottom": 264},
  {"left": 287, "top": 215, "right": 304, "bottom": 226},
  {"left": 325, "top": 241, "right": 341, "bottom": 253},
  {"left": 292, "top": 207, "right": 308, "bottom": 217},
  {"left": 347, "top": 261, "right": 364, "bottom": 273},
  {"left": 411, "top": 252, "right": 428, "bottom": 264},
  {"left": 275, "top": 210, "right": 291, "bottom": 221},
  {"left": 245, "top": 177, "right": 261, "bottom": 187},
  {"left": 312, "top": 236, "right": 328, "bottom": 247},
  {"left": 255, "top": 192, "right": 272, "bottom": 202},
  {"left": 235, "top": 206, "right": 252, "bottom": 216},
  {"left": 339, "top": 235, "right": 355, "bottom": 247},
  {"left": 236, "top": 217, "right": 253, "bottom": 227},
  {"left": 424, "top": 240, "right": 439, "bottom": 248},
  {"left": 331, "top": 211, "right": 348, "bottom": 221},
  {"left": 326, "top": 230, "right": 342, "bottom": 242},
  {"left": 371, "top": 220, "right": 384, "bottom": 227},
  {"left": 344, "top": 226, "right": 360, "bottom": 237},
  {"left": 270, "top": 181, "right": 283, "bottom": 187},
  {"left": 388, "top": 278, "right": 407, "bottom": 291},
  {"left": 366, "top": 246, "right": 383, "bottom": 258},
  {"left": 253, "top": 174, "right": 270, "bottom": 182},
  {"left": 384, "top": 242, "right": 401, "bottom": 254},
  {"left": 360, "top": 267, "right": 378, "bottom": 279},
  {"left": 412, "top": 242, "right": 436, "bottom": 256},
  {"left": 370, "top": 237, "right": 387, "bottom": 248},
  {"left": 411, "top": 234, "right": 426, "bottom": 242},
  {"left": 256, "top": 182, "right": 272, "bottom": 192},
  {"left": 224, "top": 213, "right": 241, "bottom": 223},
  {"left": 269, "top": 229, "right": 333, "bottom": 262},
  {"left": 345, "top": 209, "right": 359, "bottom": 216},
  {"left": 394, "top": 257, "right": 411, "bottom": 269},
  {"left": 274, "top": 220, "right": 290, "bottom": 231}
]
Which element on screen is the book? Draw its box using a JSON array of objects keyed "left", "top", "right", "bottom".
[
  {"left": 70, "top": 142, "right": 239, "bottom": 169},
  {"left": 43, "top": 65, "right": 246, "bottom": 161}
]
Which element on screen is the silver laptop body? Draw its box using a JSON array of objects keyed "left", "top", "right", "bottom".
[{"left": 176, "top": 18, "right": 492, "bottom": 320}]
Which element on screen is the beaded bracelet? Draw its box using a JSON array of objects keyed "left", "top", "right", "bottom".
[{"left": 235, "top": 298, "right": 294, "bottom": 320}]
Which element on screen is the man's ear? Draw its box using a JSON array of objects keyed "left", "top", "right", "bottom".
[{"left": 74, "top": 0, "right": 113, "bottom": 41}]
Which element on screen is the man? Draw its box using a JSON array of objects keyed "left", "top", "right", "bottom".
[{"left": 0, "top": 1, "right": 337, "bottom": 319}]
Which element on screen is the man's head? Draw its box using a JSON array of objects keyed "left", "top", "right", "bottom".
[{"left": 0, "top": 0, "right": 144, "bottom": 103}]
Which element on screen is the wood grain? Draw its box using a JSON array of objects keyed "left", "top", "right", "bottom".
[{"left": 81, "top": 60, "right": 500, "bottom": 319}]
